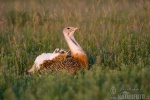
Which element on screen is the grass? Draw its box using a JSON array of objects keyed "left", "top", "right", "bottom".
[{"left": 0, "top": 0, "right": 150, "bottom": 100}]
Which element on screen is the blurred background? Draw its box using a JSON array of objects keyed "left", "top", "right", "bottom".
[{"left": 0, "top": 0, "right": 149, "bottom": 100}]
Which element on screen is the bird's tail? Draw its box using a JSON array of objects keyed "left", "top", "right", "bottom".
[{"left": 25, "top": 64, "right": 36, "bottom": 75}]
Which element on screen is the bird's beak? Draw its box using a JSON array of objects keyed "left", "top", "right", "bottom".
[{"left": 74, "top": 27, "right": 78, "bottom": 30}]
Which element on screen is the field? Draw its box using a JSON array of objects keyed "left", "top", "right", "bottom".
[{"left": 0, "top": 0, "right": 150, "bottom": 100}]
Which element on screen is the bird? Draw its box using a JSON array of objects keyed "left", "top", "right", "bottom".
[{"left": 26, "top": 26, "right": 88, "bottom": 75}]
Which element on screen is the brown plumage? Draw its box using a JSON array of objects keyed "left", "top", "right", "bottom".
[{"left": 38, "top": 55, "right": 81, "bottom": 75}]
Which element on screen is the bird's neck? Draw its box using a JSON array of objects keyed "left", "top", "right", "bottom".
[
  {"left": 64, "top": 34, "right": 88, "bottom": 68},
  {"left": 64, "top": 34, "right": 84, "bottom": 55}
]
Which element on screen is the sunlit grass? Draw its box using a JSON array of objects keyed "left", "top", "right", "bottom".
[{"left": 0, "top": 0, "right": 150, "bottom": 100}]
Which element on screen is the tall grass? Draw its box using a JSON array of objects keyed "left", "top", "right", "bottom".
[{"left": 0, "top": 0, "right": 150, "bottom": 100}]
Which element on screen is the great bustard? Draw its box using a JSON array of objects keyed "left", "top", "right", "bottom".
[{"left": 26, "top": 26, "right": 88, "bottom": 75}]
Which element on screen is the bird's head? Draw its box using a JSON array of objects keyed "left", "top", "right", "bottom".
[{"left": 63, "top": 26, "right": 78, "bottom": 37}]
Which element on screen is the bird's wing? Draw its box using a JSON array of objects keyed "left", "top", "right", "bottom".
[{"left": 38, "top": 56, "right": 81, "bottom": 75}]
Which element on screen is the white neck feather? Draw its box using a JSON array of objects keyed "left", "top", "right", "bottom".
[{"left": 64, "top": 34, "right": 85, "bottom": 55}]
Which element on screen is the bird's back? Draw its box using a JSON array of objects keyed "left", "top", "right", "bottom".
[{"left": 38, "top": 54, "right": 81, "bottom": 75}]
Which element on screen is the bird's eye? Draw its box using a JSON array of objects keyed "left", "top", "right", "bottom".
[{"left": 67, "top": 28, "right": 70, "bottom": 29}]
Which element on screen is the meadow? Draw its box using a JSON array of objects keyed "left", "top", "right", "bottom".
[{"left": 0, "top": 0, "right": 150, "bottom": 100}]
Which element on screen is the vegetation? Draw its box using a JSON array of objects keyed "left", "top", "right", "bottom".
[{"left": 0, "top": 0, "right": 149, "bottom": 100}]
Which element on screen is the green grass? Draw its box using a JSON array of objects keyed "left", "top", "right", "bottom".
[{"left": 0, "top": 0, "right": 150, "bottom": 100}]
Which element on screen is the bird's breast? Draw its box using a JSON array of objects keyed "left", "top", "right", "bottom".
[{"left": 72, "top": 53, "right": 88, "bottom": 68}]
